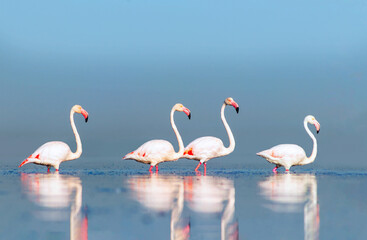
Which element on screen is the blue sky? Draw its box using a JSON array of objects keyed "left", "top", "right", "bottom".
[{"left": 0, "top": 0, "right": 366, "bottom": 169}]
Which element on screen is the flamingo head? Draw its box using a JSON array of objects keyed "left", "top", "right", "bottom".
[
  {"left": 225, "top": 97, "right": 239, "bottom": 113},
  {"left": 174, "top": 103, "right": 191, "bottom": 119},
  {"left": 72, "top": 105, "right": 89, "bottom": 122},
  {"left": 306, "top": 115, "right": 320, "bottom": 134}
]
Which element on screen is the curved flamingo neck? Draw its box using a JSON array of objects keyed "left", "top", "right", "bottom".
[
  {"left": 221, "top": 103, "right": 235, "bottom": 155},
  {"left": 303, "top": 119, "right": 317, "bottom": 165},
  {"left": 171, "top": 107, "right": 185, "bottom": 159},
  {"left": 67, "top": 109, "right": 82, "bottom": 161}
]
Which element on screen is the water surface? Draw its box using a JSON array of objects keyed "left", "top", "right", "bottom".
[{"left": 1, "top": 166, "right": 367, "bottom": 239}]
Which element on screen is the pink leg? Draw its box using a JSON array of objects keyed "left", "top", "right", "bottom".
[
  {"left": 285, "top": 169, "right": 289, "bottom": 172},
  {"left": 149, "top": 166, "right": 153, "bottom": 172},
  {"left": 155, "top": 165, "right": 159, "bottom": 172},
  {"left": 55, "top": 169, "right": 59, "bottom": 172},
  {"left": 272, "top": 166, "right": 278, "bottom": 173},
  {"left": 195, "top": 162, "right": 202, "bottom": 171},
  {"left": 47, "top": 167, "right": 51, "bottom": 173},
  {"left": 203, "top": 162, "right": 207, "bottom": 175}
]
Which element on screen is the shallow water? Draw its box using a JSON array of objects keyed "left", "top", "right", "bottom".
[{"left": 1, "top": 166, "right": 367, "bottom": 240}]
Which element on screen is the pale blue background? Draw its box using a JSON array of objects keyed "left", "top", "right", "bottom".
[{"left": 0, "top": 0, "right": 366, "bottom": 170}]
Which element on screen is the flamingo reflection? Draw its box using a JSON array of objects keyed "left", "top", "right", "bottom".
[
  {"left": 20, "top": 173, "right": 88, "bottom": 240},
  {"left": 127, "top": 174, "right": 190, "bottom": 240},
  {"left": 127, "top": 174, "right": 238, "bottom": 239},
  {"left": 258, "top": 173, "right": 319, "bottom": 240},
  {"left": 185, "top": 176, "right": 238, "bottom": 240}
]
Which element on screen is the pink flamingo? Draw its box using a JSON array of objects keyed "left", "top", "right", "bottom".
[
  {"left": 19, "top": 105, "right": 89, "bottom": 172},
  {"left": 182, "top": 97, "right": 239, "bottom": 173},
  {"left": 123, "top": 103, "right": 191, "bottom": 172},
  {"left": 257, "top": 115, "right": 320, "bottom": 172}
]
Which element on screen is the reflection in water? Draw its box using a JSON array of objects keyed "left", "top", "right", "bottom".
[
  {"left": 21, "top": 173, "right": 88, "bottom": 240},
  {"left": 127, "top": 174, "right": 237, "bottom": 240},
  {"left": 258, "top": 174, "right": 319, "bottom": 240},
  {"left": 127, "top": 174, "right": 190, "bottom": 240},
  {"left": 185, "top": 175, "right": 238, "bottom": 240}
]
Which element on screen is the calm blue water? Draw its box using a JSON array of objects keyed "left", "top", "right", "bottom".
[{"left": 1, "top": 165, "right": 367, "bottom": 240}]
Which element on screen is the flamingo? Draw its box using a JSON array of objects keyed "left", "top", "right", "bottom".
[
  {"left": 19, "top": 105, "right": 89, "bottom": 172},
  {"left": 123, "top": 103, "right": 191, "bottom": 172},
  {"left": 181, "top": 97, "right": 239, "bottom": 173},
  {"left": 256, "top": 115, "right": 320, "bottom": 172}
]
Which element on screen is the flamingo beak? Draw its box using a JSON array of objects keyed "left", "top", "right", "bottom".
[
  {"left": 231, "top": 101, "right": 239, "bottom": 113},
  {"left": 19, "top": 159, "right": 29, "bottom": 168},
  {"left": 183, "top": 107, "right": 191, "bottom": 119},
  {"left": 81, "top": 108, "right": 89, "bottom": 123},
  {"left": 314, "top": 121, "right": 320, "bottom": 134}
]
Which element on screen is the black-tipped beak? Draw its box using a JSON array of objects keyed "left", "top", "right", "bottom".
[
  {"left": 81, "top": 109, "right": 89, "bottom": 123},
  {"left": 314, "top": 121, "right": 320, "bottom": 134},
  {"left": 236, "top": 107, "right": 239, "bottom": 113},
  {"left": 317, "top": 129, "right": 319, "bottom": 134},
  {"left": 188, "top": 113, "right": 191, "bottom": 119}
]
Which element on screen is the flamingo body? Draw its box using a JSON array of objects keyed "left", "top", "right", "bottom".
[
  {"left": 124, "top": 139, "right": 177, "bottom": 166},
  {"left": 257, "top": 144, "right": 307, "bottom": 170},
  {"left": 183, "top": 136, "right": 226, "bottom": 162},
  {"left": 28, "top": 141, "right": 72, "bottom": 169},
  {"left": 257, "top": 115, "right": 320, "bottom": 172}
]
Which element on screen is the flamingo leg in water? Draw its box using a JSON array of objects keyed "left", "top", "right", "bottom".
[
  {"left": 149, "top": 166, "right": 154, "bottom": 172},
  {"left": 55, "top": 169, "right": 59, "bottom": 172},
  {"left": 155, "top": 165, "right": 158, "bottom": 172},
  {"left": 272, "top": 166, "right": 278, "bottom": 173},
  {"left": 47, "top": 167, "right": 51, "bottom": 173},
  {"left": 195, "top": 162, "right": 202, "bottom": 171},
  {"left": 203, "top": 162, "right": 207, "bottom": 175}
]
